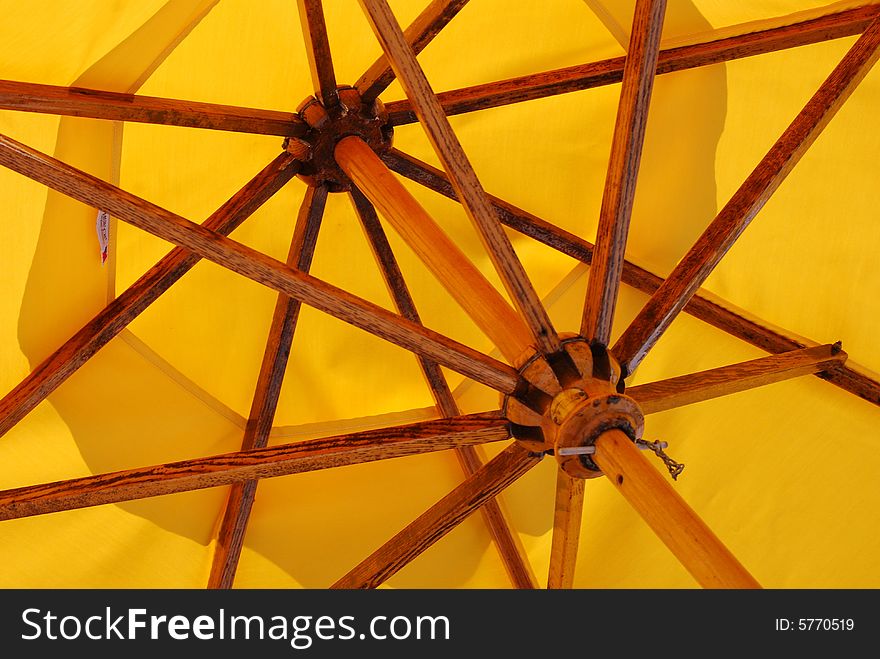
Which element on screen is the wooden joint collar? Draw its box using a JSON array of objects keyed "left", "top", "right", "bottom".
[
  {"left": 503, "top": 335, "right": 644, "bottom": 478},
  {"left": 284, "top": 85, "right": 393, "bottom": 192}
]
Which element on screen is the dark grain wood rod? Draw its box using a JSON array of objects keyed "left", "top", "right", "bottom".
[
  {"left": 357, "top": 0, "right": 470, "bottom": 104},
  {"left": 0, "top": 152, "right": 301, "bottom": 439},
  {"left": 0, "top": 132, "right": 520, "bottom": 394},
  {"left": 331, "top": 443, "right": 541, "bottom": 589},
  {"left": 582, "top": 0, "right": 666, "bottom": 346},
  {"left": 209, "top": 184, "right": 328, "bottom": 590},
  {"left": 613, "top": 18, "right": 880, "bottom": 376},
  {"left": 547, "top": 471, "right": 585, "bottom": 589},
  {"left": 0, "top": 79, "right": 307, "bottom": 137},
  {"left": 384, "top": 4, "right": 880, "bottom": 124},
  {"left": 382, "top": 148, "right": 880, "bottom": 408},
  {"left": 358, "top": 0, "right": 562, "bottom": 356},
  {"left": 349, "top": 186, "right": 536, "bottom": 589},
  {"left": 0, "top": 412, "right": 511, "bottom": 521},
  {"left": 628, "top": 344, "right": 847, "bottom": 414},
  {"left": 296, "top": 0, "right": 339, "bottom": 108}
]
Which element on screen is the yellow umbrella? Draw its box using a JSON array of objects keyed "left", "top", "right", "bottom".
[{"left": 0, "top": 0, "right": 878, "bottom": 589}]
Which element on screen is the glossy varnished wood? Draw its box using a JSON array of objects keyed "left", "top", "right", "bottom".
[
  {"left": 0, "top": 152, "right": 300, "bottom": 439},
  {"left": 335, "top": 136, "right": 532, "bottom": 362},
  {"left": 0, "top": 79, "right": 307, "bottom": 137},
  {"left": 547, "top": 471, "right": 585, "bottom": 589},
  {"left": 296, "top": 0, "right": 339, "bottom": 108},
  {"left": 350, "top": 187, "right": 536, "bottom": 589},
  {"left": 331, "top": 443, "right": 541, "bottom": 589},
  {"left": 358, "top": 0, "right": 561, "bottom": 356},
  {"left": 357, "top": 0, "right": 470, "bottom": 104},
  {"left": 0, "top": 413, "right": 510, "bottom": 521},
  {"left": 582, "top": 0, "right": 666, "bottom": 345},
  {"left": 613, "top": 19, "right": 880, "bottom": 376},
  {"left": 384, "top": 148, "right": 880, "bottom": 407},
  {"left": 209, "top": 185, "right": 328, "bottom": 590},
  {"left": 593, "top": 429, "right": 761, "bottom": 589},
  {"left": 0, "top": 132, "right": 520, "bottom": 394},
  {"left": 384, "top": 4, "right": 880, "bottom": 124},
  {"left": 629, "top": 344, "right": 846, "bottom": 414}
]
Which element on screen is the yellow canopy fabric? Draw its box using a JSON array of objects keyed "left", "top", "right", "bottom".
[{"left": 1, "top": 0, "right": 878, "bottom": 588}]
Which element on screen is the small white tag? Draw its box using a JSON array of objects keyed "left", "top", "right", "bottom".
[{"left": 96, "top": 210, "right": 110, "bottom": 266}]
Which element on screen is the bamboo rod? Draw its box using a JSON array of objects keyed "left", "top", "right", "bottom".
[
  {"left": 336, "top": 135, "right": 532, "bottom": 363},
  {"left": 593, "top": 429, "right": 761, "bottom": 589}
]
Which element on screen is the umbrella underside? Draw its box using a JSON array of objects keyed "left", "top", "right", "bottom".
[{"left": 0, "top": 0, "right": 878, "bottom": 588}]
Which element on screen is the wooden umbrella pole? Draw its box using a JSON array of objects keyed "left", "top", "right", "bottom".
[
  {"left": 592, "top": 429, "right": 761, "bottom": 589},
  {"left": 336, "top": 135, "right": 533, "bottom": 363}
]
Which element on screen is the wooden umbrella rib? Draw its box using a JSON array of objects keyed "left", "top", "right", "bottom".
[
  {"left": 383, "top": 3, "right": 880, "bottom": 125},
  {"left": 581, "top": 0, "right": 666, "bottom": 346},
  {"left": 0, "top": 79, "right": 307, "bottom": 137},
  {"left": 349, "top": 187, "right": 536, "bottom": 589},
  {"left": 296, "top": 0, "right": 339, "bottom": 108},
  {"left": 613, "top": 19, "right": 880, "bottom": 376},
  {"left": 383, "top": 147, "right": 880, "bottom": 408},
  {"left": 0, "top": 151, "right": 301, "bottom": 439},
  {"left": 358, "top": 0, "right": 562, "bottom": 356},
  {"left": 336, "top": 136, "right": 533, "bottom": 363},
  {"left": 0, "top": 132, "right": 519, "bottom": 395},
  {"left": 348, "top": 186, "right": 459, "bottom": 417},
  {"left": 547, "top": 471, "right": 585, "bottom": 589},
  {"left": 209, "top": 184, "right": 328, "bottom": 590},
  {"left": 357, "top": 0, "right": 470, "bottom": 104},
  {"left": 0, "top": 413, "right": 510, "bottom": 521},
  {"left": 629, "top": 344, "right": 847, "bottom": 414},
  {"left": 331, "top": 443, "right": 541, "bottom": 589}
]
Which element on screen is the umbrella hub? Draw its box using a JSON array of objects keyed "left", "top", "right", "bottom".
[
  {"left": 285, "top": 85, "right": 394, "bottom": 192},
  {"left": 503, "top": 336, "right": 644, "bottom": 479}
]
